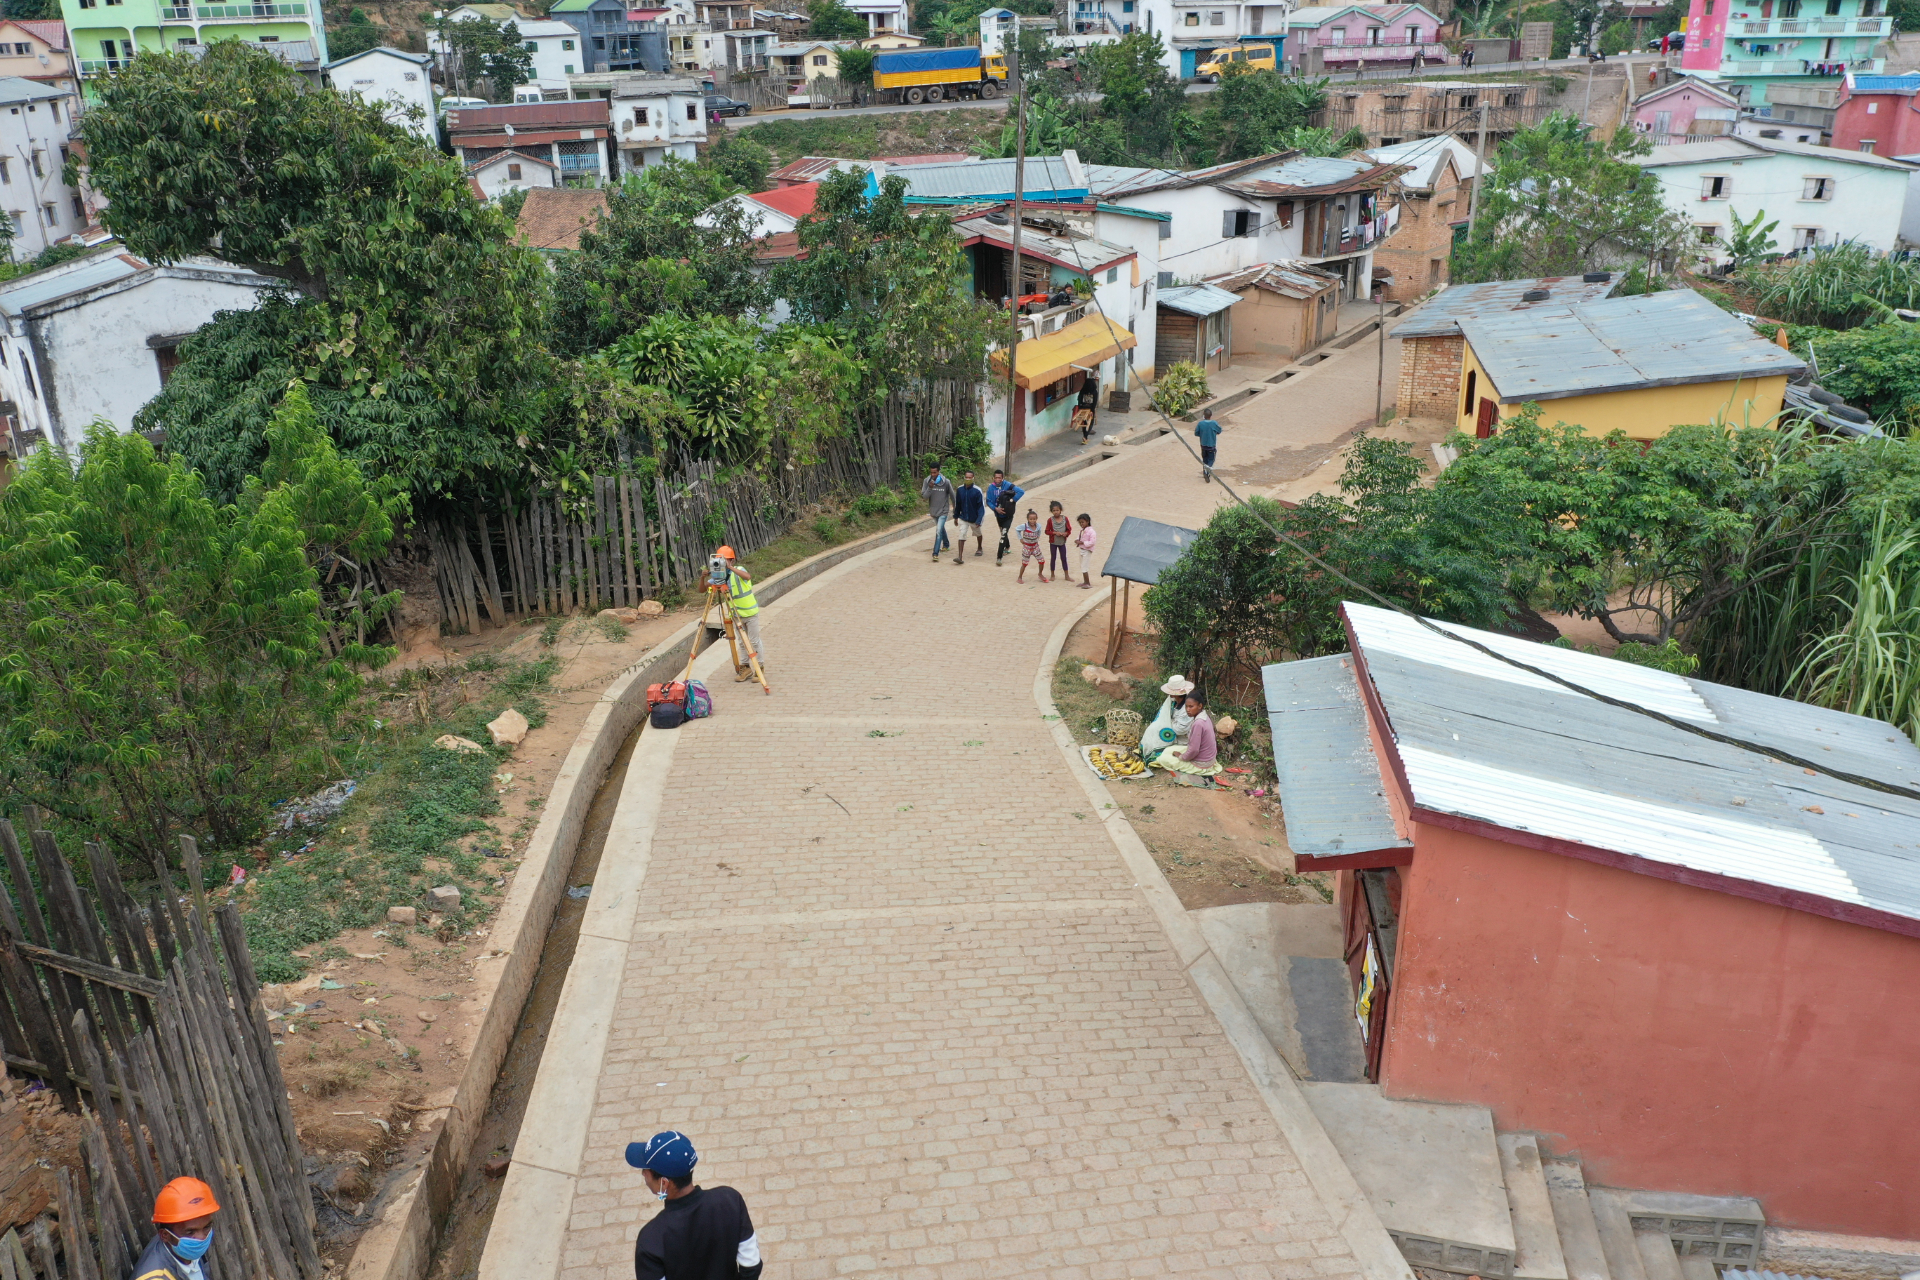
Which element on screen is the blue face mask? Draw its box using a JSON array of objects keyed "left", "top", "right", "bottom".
[{"left": 169, "top": 1229, "right": 213, "bottom": 1262}]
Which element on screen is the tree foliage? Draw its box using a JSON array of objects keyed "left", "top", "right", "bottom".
[
  {"left": 550, "top": 159, "right": 769, "bottom": 357},
  {"left": 808, "top": 0, "right": 869, "bottom": 37},
  {"left": 97, "top": 44, "right": 552, "bottom": 506},
  {"left": 1451, "top": 114, "right": 1691, "bottom": 283},
  {"left": 1194, "top": 71, "right": 1328, "bottom": 163},
  {"left": 1795, "top": 321, "right": 1920, "bottom": 432},
  {"left": 431, "top": 14, "right": 535, "bottom": 100},
  {"left": 0, "top": 398, "right": 400, "bottom": 863},
  {"left": 328, "top": 7, "right": 384, "bottom": 58},
  {"left": 701, "top": 128, "right": 775, "bottom": 193}
]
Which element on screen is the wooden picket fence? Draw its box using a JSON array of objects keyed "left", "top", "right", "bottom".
[
  {"left": 0, "top": 816, "right": 319, "bottom": 1280},
  {"left": 420, "top": 381, "right": 977, "bottom": 632}
]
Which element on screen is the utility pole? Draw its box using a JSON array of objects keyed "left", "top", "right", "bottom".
[
  {"left": 1467, "top": 101, "right": 1488, "bottom": 241},
  {"left": 1375, "top": 288, "right": 1386, "bottom": 425},
  {"left": 1003, "top": 40, "right": 1026, "bottom": 480}
]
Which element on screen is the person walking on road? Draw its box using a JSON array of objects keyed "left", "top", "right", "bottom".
[
  {"left": 1045, "top": 501, "right": 1072, "bottom": 580},
  {"left": 1194, "top": 412, "right": 1222, "bottom": 482},
  {"left": 131, "top": 1177, "right": 220, "bottom": 1280},
  {"left": 627, "top": 1132, "right": 763, "bottom": 1280},
  {"left": 1015, "top": 509, "right": 1047, "bottom": 583},
  {"left": 1074, "top": 513, "right": 1098, "bottom": 589},
  {"left": 951, "top": 470, "right": 986, "bottom": 564},
  {"left": 985, "top": 470, "right": 1024, "bottom": 565},
  {"left": 921, "top": 462, "right": 957, "bottom": 560}
]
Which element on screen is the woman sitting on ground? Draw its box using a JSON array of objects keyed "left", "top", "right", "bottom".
[
  {"left": 1150, "top": 688, "right": 1220, "bottom": 784},
  {"left": 1141, "top": 675, "right": 1194, "bottom": 756}
]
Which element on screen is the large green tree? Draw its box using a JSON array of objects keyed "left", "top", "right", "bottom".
[
  {"left": 1193, "top": 71, "right": 1329, "bottom": 164},
  {"left": 431, "top": 15, "right": 535, "bottom": 100},
  {"left": 549, "top": 158, "right": 769, "bottom": 356},
  {"left": 86, "top": 43, "right": 551, "bottom": 504},
  {"left": 808, "top": 0, "right": 869, "bottom": 38},
  {"left": 0, "top": 393, "right": 401, "bottom": 863},
  {"left": 1451, "top": 114, "right": 1692, "bottom": 283}
]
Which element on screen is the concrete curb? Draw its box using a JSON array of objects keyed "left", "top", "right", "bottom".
[
  {"left": 1034, "top": 591, "right": 1417, "bottom": 1280},
  {"left": 347, "top": 490, "right": 1065, "bottom": 1280}
]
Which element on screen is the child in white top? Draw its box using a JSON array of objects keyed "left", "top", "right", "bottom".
[{"left": 1075, "top": 514, "right": 1098, "bottom": 589}]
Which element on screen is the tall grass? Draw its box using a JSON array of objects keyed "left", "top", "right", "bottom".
[
  {"left": 1746, "top": 243, "right": 1920, "bottom": 328},
  {"left": 1788, "top": 508, "right": 1920, "bottom": 742}
]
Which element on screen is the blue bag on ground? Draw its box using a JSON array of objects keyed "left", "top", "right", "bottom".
[{"left": 684, "top": 680, "right": 713, "bottom": 719}]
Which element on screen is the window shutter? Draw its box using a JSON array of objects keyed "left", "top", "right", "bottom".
[{"left": 1223, "top": 210, "right": 1236, "bottom": 237}]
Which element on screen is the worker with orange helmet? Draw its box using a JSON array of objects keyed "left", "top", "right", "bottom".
[
  {"left": 132, "top": 1178, "right": 220, "bottom": 1280},
  {"left": 712, "top": 546, "right": 765, "bottom": 679}
]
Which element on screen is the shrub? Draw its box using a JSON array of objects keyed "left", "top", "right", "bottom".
[{"left": 1151, "top": 361, "right": 1211, "bottom": 417}]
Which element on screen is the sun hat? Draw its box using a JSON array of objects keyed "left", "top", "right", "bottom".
[
  {"left": 1160, "top": 675, "right": 1195, "bottom": 698},
  {"left": 625, "top": 1132, "right": 699, "bottom": 1180}
]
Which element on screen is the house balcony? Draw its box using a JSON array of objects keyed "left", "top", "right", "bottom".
[
  {"left": 78, "top": 57, "right": 127, "bottom": 75},
  {"left": 1016, "top": 300, "right": 1090, "bottom": 340},
  {"left": 1734, "top": 15, "right": 1888, "bottom": 36},
  {"left": 1729, "top": 56, "right": 1882, "bottom": 74},
  {"left": 1302, "top": 203, "right": 1399, "bottom": 260},
  {"left": 193, "top": 1, "right": 311, "bottom": 18},
  {"left": 1313, "top": 40, "right": 1451, "bottom": 62},
  {"left": 160, "top": 5, "right": 192, "bottom": 18}
]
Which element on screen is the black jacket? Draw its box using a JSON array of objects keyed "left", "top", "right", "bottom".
[{"left": 633, "top": 1186, "right": 762, "bottom": 1280}]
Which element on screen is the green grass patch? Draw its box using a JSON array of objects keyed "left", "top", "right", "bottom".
[
  {"left": 734, "top": 108, "right": 1006, "bottom": 165},
  {"left": 737, "top": 484, "right": 921, "bottom": 582},
  {"left": 239, "top": 656, "right": 556, "bottom": 982}
]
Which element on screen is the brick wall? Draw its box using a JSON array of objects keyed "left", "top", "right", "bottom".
[
  {"left": 1374, "top": 154, "right": 1468, "bottom": 305},
  {"left": 1396, "top": 333, "right": 1464, "bottom": 421}
]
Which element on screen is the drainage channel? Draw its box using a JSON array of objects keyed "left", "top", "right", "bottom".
[{"left": 423, "top": 722, "right": 646, "bottom": 1280}]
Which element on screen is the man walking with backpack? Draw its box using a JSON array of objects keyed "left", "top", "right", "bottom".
[{"left": 920, "top": 462, "right": 957, "bottom": 561}]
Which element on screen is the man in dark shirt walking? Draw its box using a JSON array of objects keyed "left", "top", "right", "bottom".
[
  {"left": 627, "top": 1132, "right": 762, "bottom": 1280},
  {"left": 1194, "top": 413, "right": 1223, "bottom": 483}
]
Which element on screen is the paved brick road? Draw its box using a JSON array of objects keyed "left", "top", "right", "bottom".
[{"left": 537, "top": 343, "right": 1403, "bottom": 1280}]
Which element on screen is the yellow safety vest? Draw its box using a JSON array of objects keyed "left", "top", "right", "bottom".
[{"left": 727, "top": 571, "right": 760, "bottom": 618}]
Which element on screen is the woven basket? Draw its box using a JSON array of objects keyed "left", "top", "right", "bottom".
[{"left": 1103, "top": 709, "right": 1143, "bottom": 747}]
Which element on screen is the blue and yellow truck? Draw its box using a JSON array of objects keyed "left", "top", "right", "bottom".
[{"left": 872, "top": 47, "right": 1009, "bottom": 104}]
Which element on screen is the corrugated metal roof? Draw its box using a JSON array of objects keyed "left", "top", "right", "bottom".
[
  {"left": 1264, "top": 655, "right": 1414, "bottom": 862},
  {"left": 953, "top": 215, "right": 1134, "bottom": 273},
  {"left": 1157, "top": 283, "right": 1241, "bottom": 317},
  {"left": 1392, "top": 274, "right": 1621, "bottom": 339},
  {"left": 1457, "top": 288, "right": 1805, "bottom": 402},
  {"left": 1102, "top": 515, "right": 1198, "bottom": 586},
  {"left": 1208, "top": 260, "right": 1341, "bottom": 299},
  {"left": 1848, "top": 73, "right": 1920, "bottom": 94},
  {"left": 0, "top": 254, "right": 147, "bottom": 316},
  {"left": 890, "top": 155, "right": 1084, "bottom": 199},
  {"left": 1084, "top": 164, "right": 1181, "bottom": 198},
  {"left": 1363, "top": 134, "right": 1481, "bottom": 188},
  {"left": 1342, "top": 601, "right": 1920, "bottom": 930}
]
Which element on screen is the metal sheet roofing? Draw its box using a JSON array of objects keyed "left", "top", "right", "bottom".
[
  {"left": 1101, "top": 515, "right": 1198, "bottom": 586},
  {"left": 1264, "top": 654, "right": 1414, "bottom": 863},
  {"left": 1391, "top": 274, "right": 1621, "bottom": 339},
  {"left": 1363, "top": 134, "right": 1481, "bottom": 188},
  {"left": 1457, "top": 288, "right": 1805, "bottom": 402},
  {"left": 0, "top": 254, "right": 147, "bottom": 316},
  {"left": 953, "top": 215, "right": 1134, "bottom": 274},
  {"left": 889, "top": 154, "right": 1085, "bottom": 200},
  {"left": 1084, "top": 164, "right": 1182, "bottom": 198},
  {"left": 1157, "top": 283, "right": 1241, "bottom": 317},
  {"left": 1341, "top": 601, "right": 1920, "bottom": 932},
  {"left": 1849, "top": 73, "right": 1920, "bottom": 93},
  {"left": 1209, "top": 260, "right": 1343, "bottom": 299}
]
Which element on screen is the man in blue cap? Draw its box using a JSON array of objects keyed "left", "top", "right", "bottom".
[{"left": 626, "top": 1132, "right": 762, "bottom": 1280}]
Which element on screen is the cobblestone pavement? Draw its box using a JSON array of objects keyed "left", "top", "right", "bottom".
[{"left": 543, "top": 342, "right": 1402, "bottom": 1280}]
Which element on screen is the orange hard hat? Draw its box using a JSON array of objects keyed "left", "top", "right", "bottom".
[
  {"left": 715, "top": 545, "right": 736, "bottom": 560},
  {"left": 153, "top": 1177, "right": 220, "bottom": 1224}
]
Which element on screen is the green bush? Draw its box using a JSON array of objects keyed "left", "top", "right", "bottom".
[{"left": 1151, "top": 361, "right": 1212, "bottom": 417}]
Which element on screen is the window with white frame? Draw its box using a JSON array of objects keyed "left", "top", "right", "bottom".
[
  {"left": 1701, "top": 174, "right": 1729, "bottom": 199},
  {"left": 1793, "top": 225, "right": 1820, "bottom": 249},
  {"left": 1860, "top": 140, "right": 1876, "bottom": 153},
  {"left": 1695, "top": 223, "right": 1721, "bottom": 242},
  {"left": 1207, "top": 9, "right": 1224, "bottom": 22},
  {"left": 1801, "top": 175, "right": 1832, "bottom": 200}
]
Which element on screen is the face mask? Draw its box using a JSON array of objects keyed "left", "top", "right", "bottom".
[
  {"left": 648, "top": 1179, "right": 669, "bottom": 1201},
  {"left": 170, "top": 1230, "right": 213, "bottom": 1262}
]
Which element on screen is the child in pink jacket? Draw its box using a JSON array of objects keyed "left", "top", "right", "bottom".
[{"left": 1075, "top": 513, "right": 1097, "bottom": 589}]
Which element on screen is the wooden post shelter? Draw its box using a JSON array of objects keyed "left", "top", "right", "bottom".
[{"left": 1100, "top": 516, "right": 1200, "bottom": 668}]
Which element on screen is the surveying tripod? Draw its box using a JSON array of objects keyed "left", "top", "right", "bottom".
[{"left": 685, "top": 573, "right": 770, "bottom": 695}]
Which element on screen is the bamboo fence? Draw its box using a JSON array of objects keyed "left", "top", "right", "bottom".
[
  {"left": 419, "top": 381, "right": 975, "bottom": 632},
  {"left": 0, "top": 816, "right": 320, "bottom": 1280}
]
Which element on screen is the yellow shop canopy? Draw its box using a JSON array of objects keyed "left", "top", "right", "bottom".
[{"left": 992, "top": 314, "right": 1137, "bottom": 389}]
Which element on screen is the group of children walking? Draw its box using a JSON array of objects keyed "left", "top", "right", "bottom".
[{"left": 1013, "top": 503, "right": 1097, "bottom": 587}]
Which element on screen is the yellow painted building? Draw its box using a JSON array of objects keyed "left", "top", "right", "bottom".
[{"left": 1453, "top": 288, "right": 1802, "bottom": 441}]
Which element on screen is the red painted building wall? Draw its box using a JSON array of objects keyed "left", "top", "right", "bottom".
[
  {"left": 1375, "top": 819, "right": 1920, "bottom": 1238},
  {"left": 1831, "top": 89, "right": 1920, "bottom": 157}
]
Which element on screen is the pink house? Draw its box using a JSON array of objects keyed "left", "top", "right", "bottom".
[
  {"left": 1629, "top": 76, "right": 1741, "bottom": 143},
  {"left": 1832, "top": 72, "right": 1920, "bottom": 155},
  {"left": 1284, "top": 3, "right": 1449, "bottom": 69}
]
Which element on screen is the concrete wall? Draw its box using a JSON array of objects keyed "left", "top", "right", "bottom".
[
  {"left": 16, "top": 269, "right": 268, "bottom": 453},
  {"left": 0, "top": 87, "right": 83, "bottom": 261},
  {"left": 472, "top": 155, "right": 559, "bottom": 200},
  {"left": 1228, "top": 285, "right": 1331, "bottom": 360},
  {"left": 1117, "top": 184, "right": 1304, "bottom": 283},
  {"left": 1456, "top": 337, "right": 1789, "bottom": 439},
  {"left": 1832, "top": 90, "right": 1920, "bottom": 157},
  {"left": 328, "top": 51, "right": 437, "bottom": 140},
  {"left": 1378, "top": 818, "right": 1920, "bottom": 1238},
  {"left": 1641, "top": 151, "right": 1910, "bottom": 254}
]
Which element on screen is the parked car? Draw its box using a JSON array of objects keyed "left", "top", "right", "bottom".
[{"left": 705, "top": 93, "right": 751, "bottom": 117}]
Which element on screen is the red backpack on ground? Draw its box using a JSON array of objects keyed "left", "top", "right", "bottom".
[{"left": 647, "top": 681, "right": 687, "bottom": 729}]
